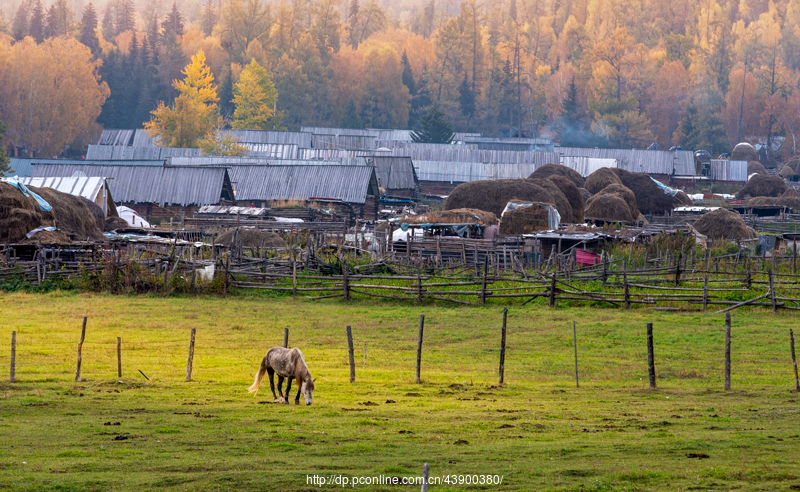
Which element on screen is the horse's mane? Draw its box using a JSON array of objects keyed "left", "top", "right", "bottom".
[{"left": 293, "top": 348, "right": 311, "bottom": 380}]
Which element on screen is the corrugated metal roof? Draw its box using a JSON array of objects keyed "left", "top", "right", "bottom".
[
  {"left": 98, "top": 129, "right": 134, "bottom": 146},
  {"left": 227, "top": 165, "right": 379, "bottom": 204},
  {"left": 393, "top": 147, "right": 559, "bottom": 165},
  {"left": 555, "top": 147, "right": 696, "bottom": 175},
  {"left": 367, "top": 156, "right": 417, "bottom": 190},
  {"left": 86, "top": 145, "right": 202, "bottom": 160},
  {"left": 167, "top": 156, "right": 343, "bottom": 166},
  {"left": 19, "top": 176, "right": 107, "bottom": 202},
  {"left": 298, "top": 148, "right": 381, "bottom": 160},
  {"left": 31, "top": 164, "right": 231, "bottom": 206},
  {"left": 709, "top": 160, "right": 748, "bottom": 182},
  {"left": 375, "top": 141, "right": 478, "bottom": 151},
  {"left": 313, "top": 134, "right": 376, "bottom": 150},
  {"left": 242, "top": 143, "right": 299, "bottom": 158},
  {"left": 6, "top": 158, "right": 164, "bottom": 178},
  {"left": 559, "top": 156, "right": 619, "bottom": 177},
  {"left": 413, "top": 161, "right": 544, "bottom": 182},
  {"left": 218, "top": 129, "right": 313, "bottom": 147}
]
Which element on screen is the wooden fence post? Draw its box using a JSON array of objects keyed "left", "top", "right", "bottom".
[
  {"left": 416, "top": 315, "right": 424, "bottom": 384},
  {"left": 117, "top": 337, "right": 122, "bottom": 378},
  {"left": 499, "top": 308, "right": 507, "bottom": 384},
  {"left": 791, "top": 329, "right": 799, "bottom": 392},
  {"left": 421, "top": 462, "right": 430, "bottom": 492},
  {"left": 647, "top": 322, "right": 656, "bottom": 389},
  {"left": 480, "top": 256, "right": 488, "bottom": 305},
  {"left": 703, "top": 274, "right": 709, "bottom": 311},
  {"left": 292, "top": 259, "right": 297, "bottom": 298},
  {"left": 185, "top": 327, "right": 196, "bottom": 382},
  {"left": 549, "top": 274, "right": 557, "bottom": 308},
  {"left": 769, "top": 270, "right": 777, "bottom": 313},
  {"left": 347, "top": 325, "right": 355, "bottom": 383},
  {"left": 10, "top": 331, "right": 16, "bottom": 383},
  {"left": 341, "top": 258, "right": 350, "bottom": 301},
  {"left": 623, "top": 260, "right": 630, "bottom": 310},
  {"left": 724, "top": 313, "right": 731, "bottom": 391},
  {"left": 75, "top": 316, "right": 87, "bottom": 382},
  {"left": 283, "top": 327, "right": 289, "bottom": 348},
  {"left": 573, "top": 321, "right": 579, "bottom": 388}
]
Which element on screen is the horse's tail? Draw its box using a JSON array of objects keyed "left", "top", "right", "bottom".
[{"left": 248, "top": 355, "right": 269, "bottom": 395}]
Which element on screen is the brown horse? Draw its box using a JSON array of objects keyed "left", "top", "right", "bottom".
[{"left": 248, "top": 347, "right": 315, "bottom": 405}]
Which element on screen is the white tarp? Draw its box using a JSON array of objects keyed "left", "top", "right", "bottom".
[
  {"left": 501, "top": 201, "right": 561, "bottom": 230},
  {"left": 117, "top": 206, "right": 152, "bottom": 228}
]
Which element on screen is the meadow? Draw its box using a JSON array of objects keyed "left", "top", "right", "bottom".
[{"left": 0, "top": 291, "right": 799, "bottom": 491}]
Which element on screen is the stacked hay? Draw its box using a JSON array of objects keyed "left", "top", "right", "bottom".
[
  {"left": 732, "top": 143, "right": 759, "bottom": 162},
  {"left": 499, "top": 202, "right": 551, "bottom": 234},
  {"left": 693, "top": 208, "right": 756, "bottom": 240},
  {"left": 784, "top": 188, "right": 800, "bottom": 198},
  {"left": 22, "top": 230, "right": 72, "bottom": 244},
  {"left": 611, "top": 169, "right": 684, "bottom": 214},
  {"left": 408, "top": 208, "right": 498, "bottom": 224},
  {"left": 584, "top": 167, "right": 622, "bottom": 194},
  {"left": 748, "top": 160, "right": 768, "bottom": 176},
  {"left": 747, "top": 196, "right": 800, "bottom": 211},
  {"left": 0, "top": 182, "right": 55, "bottom": 243},
  {"left": 674, "top": 191, "right": 693, "bottom": 206},
  {"left": 785, "top": 157, "right": 800, "bottom": 172},
  {"left": 584, "top": 184, "right": 640, "bottom": 224},
  {"left": 735, "top": 174, "right": 789, "bottom": 199},
  {"left": 444, "top": 179, "right": 576, "bottom": 223},
  {"left": 779, "top": 164, "right": 797, "bottom": 180},
  {"left": 31, "top": 187, "right": 105, "bottom": 242},
  {"left": 578, "top": 188, "right": 593, "bottom": 201},
  {"left": 546, "top": 174, "right": 585, "bottom": 222},
  {"left": 529, "top": 178, "right": 580, "bottom": 223},
  {"left": 78, "top": 196, "right": 105, "bottom": 231},
  {"left": 105, "top": 216, "right": 130, "bottom": 231},
  {"left": 528, "top": 163, "right": 584, "bottom": 188},
  {"left": 217, "top": 229, "right": 286, "bottom": 248}
]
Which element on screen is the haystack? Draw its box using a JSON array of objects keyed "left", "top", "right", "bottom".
[
  {"left": 674, "top": 191, "right": 693, "bottom": 206},
  {"left": 693, "top": 208, "right": 756, "bottom": 240},
  {"left": 0, "top": 182, "right": 54, "bottom": 243},
  {"left": 529, "top": 177, "right": 579, "bottom": 223},
  {"left": 546, "top": 174, "right": 585, "bottom": 222},
  {"left": 528, "top": 163, "right": 584, "bottom": 188},
  {"left": 578, "top": 188, "right": 593, "bottom": 201},
  {"left": 78, "top": 196, "right": 105, "bottom": 231},
  {"left": 748, "top": 160, "right": 768, "bottom": 176},
  {"left": 732, "top": 143, "right": 759, "bottom": 162},
  {"left": 780, "top": 165, "right": 797, "bottom": 180},
  {"left": 746, "top": 196, "right": 800, "bottom": 211},
  {"left": 499, "top": 202, "right": 551, "bottom": 234},
  {"left": 217, "top": 229, "right": 286, "bottom": 248},
  {"left": 584, "top": 167, "right": 622, "bottom": 194},
  {"left": 584, "top": 194, "right": 635, "bottom": 224},
  {"left": 444, "top": 179, "right": 568, "bottom": 221},
  {"left": 105, "top": 216, "right": 130, "bottom": 231},
  {"left": 785, "top": 157, "right": 800, "bottom": 173},
  {"left": 611, "top": 169, "right": 684, "bottom": 214},
  {"left": 595, "top": 184, "right": 639, "bottom": 217},
  {"left": 408, "top": 208, "right": 498, "bottom": 224},
  {"left": 735, "top": 174, "right": 789, "bottom": 199},
  {"left": 783, "top": 188, "right": 800, "bottom": 199},
  {"left": 21, "top": 230, "right": 72, "bottom": 244},
  {"left": 30, "top": 186, "right": 105, "bottom": 242}
]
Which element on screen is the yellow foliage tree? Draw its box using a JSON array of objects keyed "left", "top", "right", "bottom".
[
  {"left": 0, "top": 37, "right": 109, "bottom": 157},
  {"left": 231, "top": 59, "right": 284, "bottom": 130},
  {"left": 145, "top": 50, "right": 219, "bottom": 148}
]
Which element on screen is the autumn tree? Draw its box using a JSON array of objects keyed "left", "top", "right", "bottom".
[
  {"left": 145, "top": 50, "right": 219, "bottom": 148},
  {"left": 217, "top": 0, "right": 272, "bottom": 64},
  {"left": 231, "top": 59, "right": 284, "bottom": 130},
  {"left": 0, "top": 37, "right": 109, "bottom": 157},
  {"left": 0, "top": 121, "right": 10, "bottom": 174}
]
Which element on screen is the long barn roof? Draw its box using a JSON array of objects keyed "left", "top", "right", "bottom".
[
  {"left": 31, "top": 164, "right": 232, "bottom": 206},
  {"left": 555, "top": 147, "right": 696, "bottom": 175}
]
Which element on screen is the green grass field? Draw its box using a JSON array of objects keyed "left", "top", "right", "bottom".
[{"left": 0, "top": 291, "right": 799, "bottom": 491}]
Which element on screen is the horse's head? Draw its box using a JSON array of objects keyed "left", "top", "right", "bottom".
[{"left": 301, "top": 377, "right": 316, "bottom": 405}]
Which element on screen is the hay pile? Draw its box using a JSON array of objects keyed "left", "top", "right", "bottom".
[
  {"left": 785, "top": 157, "right": 800, "bottom": 172},
  {"left": 748, "top": 160, "right": 768, "bottom": 176},
  {"left": 693, "top": 208, "right": 756, "bottom": 240},
  {"left": 499, "top": 202, "right": 551, "bottom": 234},
  {"left": 0, "top": 182, "right": 55, "bottom": 243},
  {"left": 546, "top": 174, "right": 585, "bottom": 222},
  {"left": 528, "top": 163, "right": 584, "bottom": 188},
  {"left": 78, "top": 196, "right": 105, "bottom": 230},
  {"left": 732, "top": 143, "right": 759, "bottom": 162},
  {"left": 784, "top": 188, "right": 800, "bottom": 198},
  {"left": 674, "top": 191, "right": 693, "bottom": 206},
  {"left": 444, "top": 179, "right": 576, "bottom": 223},
  {"left": 584, "top": 184, "right": 640, "bottom": 224},
  {"left": 780, "top": 165, "right": 797, "bottom": 179},
  {"left": 411, "top": 208, "right": 498, "bottom": 224},
  {"left": 578, "top": 188, "right": 593, "bottom": 201},
  {"left": 735, "top": 174, "right": 789, "bottom": 199},
  {"left": 217, "top": 228, "right": 286, "bottom": 248},
  {"left": 747, "top": 196, "right": 800, "bottom": 210},
  {"left": 105, "top": 216, "right": 130, "bottom": 231},
  {"left": 21, "top": 230, "right": 72, "bottom": 244},
  {"left": 584, "top": 167, "right": 622, "bottom": 194},
  {"left": 31, "top": 186, "right": 105, "bottom": 242},
  {"left": 611, "top": 169, "right": 685, "bottom": 214}
]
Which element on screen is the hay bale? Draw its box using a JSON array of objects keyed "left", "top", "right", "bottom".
[
  {"left": 444, "top": 179, "right": 557, "bottom": 218},
  {"left": 732, "top": 142, "right": 759, "bottom": 162},
  {"left": 780, "top": 164, "right": 797, "bottom": 179},
  {"left": 217, "top": 228, "right": 286, "bottom": 248},
  {"left": 529, "top": 177, "right": 579, "bottom": 223},
  {"left": 528, "top": 163, "right": 584, "bottom": 188},
  {"left": 105, "top": 216, "right": 130, "bottom": 231},
  {"left": 584, "top": 194, "right": 635, "bottom": 224},
  {"left": 735, "top": 174, "right": 789, "bottom": 199},
  {"left": 584, "top": 167, "right": 622, "bottom": 194},
  {"left": 593, "top": 184, "right": 639, "bottom": 218},
  {"left": 785, "top": 157, "right": 800, "bottom": 172},
  {"left": 411, "top": 208, "right": 498, "bottom": 224},
  {"left": 674, "top": 191, "right": 693, "bottom": 206},
  {"left": 578, "top": 188, "right": 593, "bottom": 201},
  {"left": 78, "top": 196, "right": 105, "bottom": 231},
  {"left": 499, "top": 202, "right": 551, "bottom": 234},
  {"left": 30, "top": 186, "right": 105, "bottom": 242},
  {"left": 693, "top": 208, "right": 757, "bottom": 240},
  {"left": 547, "top": 174, "right": 585, "bottom": 222},
  {"left": 0, "top": 182, "right": 56, "bottom": 243},
  {"left": 747, "top": 196, "right": 800, "bottom": 211},
  {"left": 21, "top": 230, "right": 72, "bottom": 244},
  {"left": 611, "top": 169, "right": 684, "bottom": 214},
  {"left": 783, "top": 188, "right": 800, "bottom": 198},
  {"left": 748, "top": 160, "right": 768, "bottom": 176}
]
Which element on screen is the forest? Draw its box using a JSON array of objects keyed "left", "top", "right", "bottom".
[{"left": 0, "top": 0, "right": 799, "bottom": 158}]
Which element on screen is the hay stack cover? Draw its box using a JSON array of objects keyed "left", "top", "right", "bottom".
[
  {"left": 444, "top": 179, "right": 575, "bottom": 222},
  {"left": 546, "top": 174, "right": 585, "bottom": 222},
  {"left": 217, "top": 229, "right": 287, "bottom": 248},
  {"left": 693, "top": 208, "right": 756, "bottom": 241},
  {"left": 748, "top": 160, "right": 768, "bottom": 176},
  {"left": 584, "top": 167, "right": 623, "bottom": 194},
  {"left": 499, "top": 201, "right": 552, "bottom": 234},
  {"left": 732, "top": 143, "right": 759, "bottom": 162},
  {"left": 528, "top": 163, "right": 584, "bottom": 188},
  {"left": 735, "top": 174, "right": 789, "bottom": 199}
]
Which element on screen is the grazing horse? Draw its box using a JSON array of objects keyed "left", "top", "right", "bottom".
[{"left": 248, "top": 347, "right": 315, "bottom": 405}]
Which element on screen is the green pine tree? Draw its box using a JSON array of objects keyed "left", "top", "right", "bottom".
[
  {"left": 457, "top": 75, "right": 475, "bottom": 118},
  {"left": 340, "top": 99, "right": 363, "bottom": 129},
  {"left": 410, "top": 104, "right": 454, "bottom": 143}
]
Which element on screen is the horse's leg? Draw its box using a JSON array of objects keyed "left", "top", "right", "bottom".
[
  {"left": 285, "top": 377, "right": 293, "bottom": 405},
  {"left": 277, "top": 375, "right": 286, "bottom": 403},
  {"left": 295, "top": 379, "right": 302, "bottom": 404},
  {"left": 268, "top": 367, "right": 279, "bottom": 403}
]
